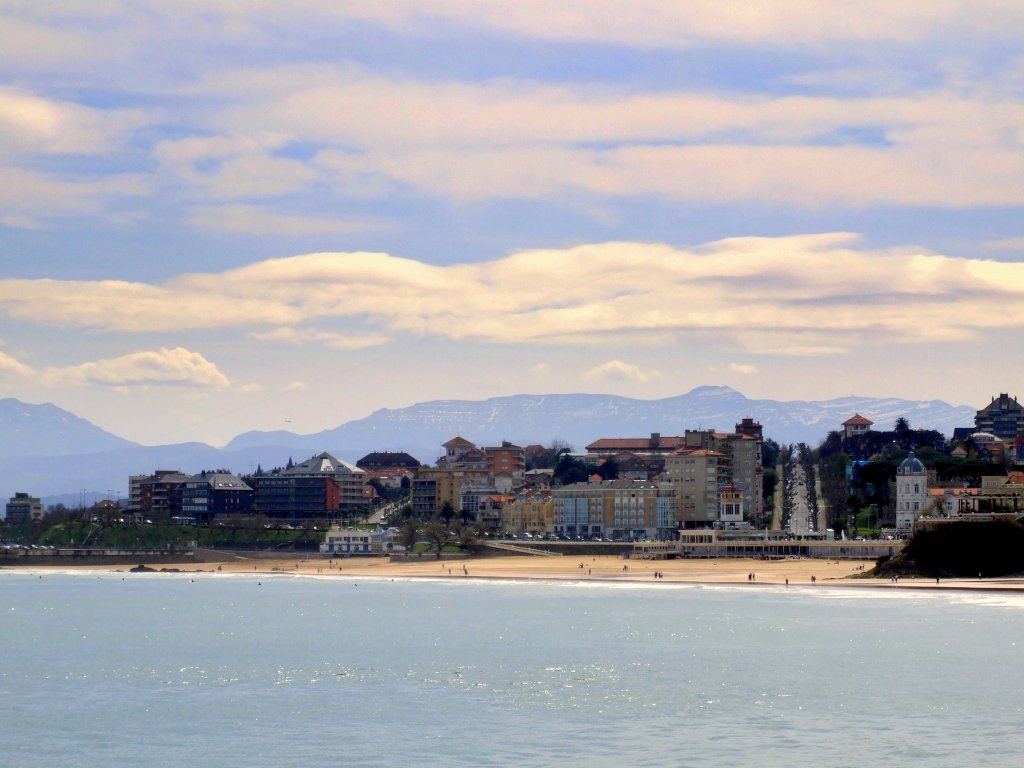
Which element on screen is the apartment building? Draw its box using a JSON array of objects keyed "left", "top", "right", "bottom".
[{"left": 552, "top": 480, "right": 676, "bottom": 540}]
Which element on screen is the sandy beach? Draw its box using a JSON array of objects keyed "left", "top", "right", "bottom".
[{"left": 14, "top": 554, "right": 1024, "bottom": 591}]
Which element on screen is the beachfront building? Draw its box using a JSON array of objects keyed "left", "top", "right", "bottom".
[
  {"left": 254, "top": 473, "right": 340, "bottom": 520},
  {"left": 501, "top": 492, "right": 553, "bottom": 535},
  {"left": 718, "top": 484, "right": 745, "bottom": 527},
  {"left": 180, "top": 472, "right": 254, "bottom": 523},
  {"left": 552, "top": 480, "right": 676, "bottom": 540},
  {"left": 663, "top": 448, "right": 724, "bottom": 527},
  {"left": 5, "top": 492, "right": 43, "bottom": 524},
  {"left": 895, "top": 451, "right": 929, "bottom": 534},
  {"left": 320, "top": 526, "right": 396, "bottom": 555},
  {"left": 133, "top": 469, "right": 190, "bottom": 519},
  {"left": 286, "top": 453, "right": 368, "bottom": 510},
  {"left": 593, "top": 422, "right": 764, "bottom": 526}
]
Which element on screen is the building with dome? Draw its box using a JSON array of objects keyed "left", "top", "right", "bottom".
[{"left": 895, "top": 451, "right": 928, "bottom": 535}]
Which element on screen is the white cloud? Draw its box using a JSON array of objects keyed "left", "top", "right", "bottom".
[
  {"left": 194, "top": 68, "right": 1024, "bottom": 208},
  {"left": 583, "top": 360, "right": 661, "bottom": 384},
  {"left": 5, "top": 235, "right": 1024, "bottom": 358},
  {"left": 284, "top": 380, "right": 307, "bottom": 392},
  {"left": 188, "top": 204, "right": 384, "bottom": 236},
  {"left": 250, "top": 326, "right": 391, "bottom": 350},
  {"left": 42, "top": 347, "right": 230, "bottom": 389},
  {"left": 0, "top": 166, "right": 149, "bottom": 224},
  {"left": 0, "top": 347, "right": 34, "bottom": 377},
  {"left": 729, "top": 363, "right": 759, "bottom": 375},
  {"left": 0, "top": 86, "right": 145, "bottom": 158}
]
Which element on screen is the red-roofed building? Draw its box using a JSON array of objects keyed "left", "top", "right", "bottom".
[
  {"left": 586, "top": 433, "right": 686, "bottom": 456},
  {"left": 842, "top": 414, "right": 874, "bottom": 439}
]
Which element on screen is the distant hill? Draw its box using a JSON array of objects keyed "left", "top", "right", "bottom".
[
  {"left": 0, "top": 398, "right": 138, "bottom": 458},
  {"left": 1, "top": 387, "right": 977, "bottom": 503},
  {"left": 227, "top": 385, "right": 976, "bottom": 457}
]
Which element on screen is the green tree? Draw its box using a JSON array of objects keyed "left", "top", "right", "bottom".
[
  {"left": 439, "top": 500, "right": 455, "bottom": 526},
  {"left": 398, "top": 517, "right": 420, "bottom": 550},
  {"left": 422, "top": 518, "right": 448, "bottom": 558}
]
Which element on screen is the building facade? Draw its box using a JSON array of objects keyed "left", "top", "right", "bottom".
[
  {"left": 552, "top": 480, "right": 675, "bottom": 540},
  {"left": 975, "top": 394, "right": 1024, "bottom": 439},
  {"left": 5, "top": 492, "right": 43, "bottom": 524},
  {"left": 895, "top": 452, "right": 929, "bottom": 535},
  {"left": 181, "top": 472, "right": 254, "bottom": 523}
]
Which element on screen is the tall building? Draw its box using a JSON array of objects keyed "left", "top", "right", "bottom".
[
  {"left": 975, "top": 394, "right": 1024, "bottom": 439},
  {"left": 254, "top": 473, "right": 340, "bottom": 520},
  {"left": 5, "top": 492, "right": 43, "bottom": 524},
  {"left": 895, "top": 452, "right": 928, "bottom": 535},
  {"left": 588, "top": 422, "right": 764, "bottom": 527},
  {"left": 181, "top": 472, "right": 254, "bottom": 523},
  {"left": 663, "top": 449, "right": 724, "bottom": 527},
  {"left": 285, "top": 453, "right": 368, "bottom": 510},
  {"left": 134, "top": 470, "right": 190, "bottom": 518}
]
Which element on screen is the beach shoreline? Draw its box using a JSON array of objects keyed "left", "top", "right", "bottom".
[{"left": 6, "top": 554, "right": 1024, "bottom": 592}]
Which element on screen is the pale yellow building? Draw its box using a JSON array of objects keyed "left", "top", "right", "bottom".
[
  {"left": 551, "top": 480, "right": 676, "bottom": 540},
  {"left": 501, "top": 493, "right": 553, "bottom": 534}
]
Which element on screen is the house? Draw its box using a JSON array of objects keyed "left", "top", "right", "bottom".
[{"left": 842, "top": 414, "right": 874, "bottom": 439}]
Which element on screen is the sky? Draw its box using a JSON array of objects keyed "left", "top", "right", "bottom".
[{"left": 1, "top": 1, "right": 1023, "bottom": 447}]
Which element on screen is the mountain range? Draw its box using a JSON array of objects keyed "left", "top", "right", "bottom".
[{"left": 0, "top": 387, "right": 978, "bottom": 505}]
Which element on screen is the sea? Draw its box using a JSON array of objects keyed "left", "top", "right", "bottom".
[{"left": 1, "top": 571, "right": 1022, "bottom": 768}]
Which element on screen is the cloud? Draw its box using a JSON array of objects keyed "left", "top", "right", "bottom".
[
  {"left": 729, "top": 363, "right": 759, "bottom": 375},
  {"left": 197, "top": 67, "right": 1024, "bottom": 208},
  {"left": 188, "top": 204, "right": 385, "bottom": 236},
  {"left": 284, "top": 380, "right": 306, "bottom": 392},
  {"left": 980, "top": 237, "right": 1024, "bottom": 252},
  {"left": 0, "top": 166, "right": 149, "bottom": 224},
  {"left": 583, "top": 360, "right": 662, "bottom": 384},
  {"left": 4, "top": 234, "right": 1024, "bottom": 357},
  {"left": 42, "top": 347, "right": 230, "bottom": 389},
  {"left": 0, "top": 347, "right": 34, "bottom": 377},
  {"left": 0, "top": 86, "right": 145, "bottom": 157},
  {"left": 250, "top": 326, "right": 391, "bottom": 350}
]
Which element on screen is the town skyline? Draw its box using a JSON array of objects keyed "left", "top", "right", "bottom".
[{"left": 2, "top": 3, "right": 1023, "bottom": 446}]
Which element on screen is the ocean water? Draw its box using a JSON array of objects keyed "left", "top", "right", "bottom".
[{"left": 1, "top": 572, "right": 1023, "bottom": 767}]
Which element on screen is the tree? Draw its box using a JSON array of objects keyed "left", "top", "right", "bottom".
[
  {"left": 453, "top": 521, "right": 484, "bottom": 553},
  {"left": 439, "top": 500, "right": 455, "bottom": 526},
  {"left": 398, "top": 517, "right": 420, "bottom": 550},
  {"left": 595, "top": 458, "right": 618, "bottom": 481},
  {"left": 554, "top": 454, "right": 590, "bottom": 486},
  {"left": 422, "top": 518, "right": 448, "bottom": 558}
]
